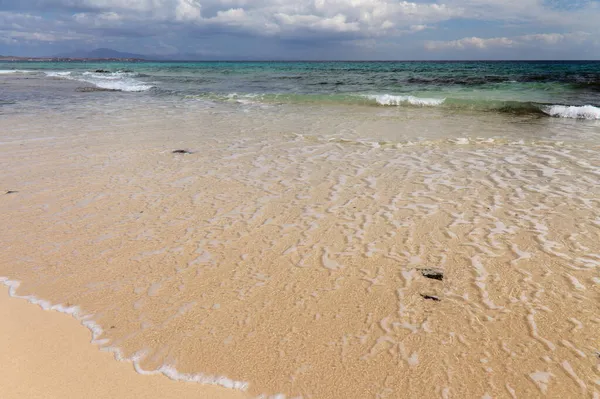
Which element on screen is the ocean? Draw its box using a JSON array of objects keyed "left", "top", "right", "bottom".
[
  {"left": 2, "top": 60, "right": 600, "bottom": 118},
  {"left": 1, "top": 61, "right": 599, "bottom": 398}
]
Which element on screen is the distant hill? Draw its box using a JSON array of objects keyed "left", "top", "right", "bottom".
[
  {"left": 55, "top": 48, "right": 153, "bottom": 60},
  {"left": 3, "top": 48, "right": 259, "bottom": 62}
]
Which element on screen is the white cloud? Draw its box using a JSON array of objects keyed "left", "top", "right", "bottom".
[
  {"left": 425, "top": 36, "right": 514, "bottom": 50},
  {"left": 11, "top": 0, "right": 465, "bottom": 39},
  {"left": 1, "top": 0, "right": 600, "bottom": 58},
  {"left": 425, "top": 32, "right": 591, "bottom": 51},
  {"left": 175, "top": 0, "right": 202, "bottom": 21},
  {"left": 410, "top": 24, "right": 427, "bottom": 31},
  {"left": 0, "top": 30, "right": 84, "bottom": 43},
  {"left": 520, "top": 32, "right": 590, "bottom": 45}
]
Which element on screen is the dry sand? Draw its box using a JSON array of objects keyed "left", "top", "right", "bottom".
[{"left": 0, "top": 285, "right": 248, "bottom": 399}]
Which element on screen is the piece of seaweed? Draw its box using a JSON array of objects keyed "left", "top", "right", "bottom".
[{"left": 421, "top": 294, "right": 441, "bottom": 302}]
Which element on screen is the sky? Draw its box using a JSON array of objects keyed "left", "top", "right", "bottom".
[{"left": 0, "top": 0, "right": 599, "bottom": 60}]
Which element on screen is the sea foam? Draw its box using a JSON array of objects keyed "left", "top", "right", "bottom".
[
  {"left": 366, "top": 94, "right": 445, "bottom": 107},
  {"left": 542, "top": 105, "right": 600, "bottom": 120},
  {"left": 45, "top": 71, "right": 72, "bottom": 77},
  {"left": 43, "top": 70, "right": 153, "bottom": 92},
  {"left": 0, "top": 70, "right": 34, "bottom": 74},
  {"left": 78, "top": 72, "right": 153, "bottom": 92}
]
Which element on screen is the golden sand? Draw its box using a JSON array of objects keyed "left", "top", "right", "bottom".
[
  {"left": 0, "top": 285, "right": 248, "bottom": 399},
  {"left": 1, "top": 105, "right": 599, "bottom": 398}
]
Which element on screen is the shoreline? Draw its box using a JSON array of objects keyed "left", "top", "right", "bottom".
[{"left": 0, "top": 283, "right": 249, "bottom": 399}]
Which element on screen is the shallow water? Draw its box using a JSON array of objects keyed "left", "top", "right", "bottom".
[{"left": 0, "top": 71, "right": 599, "bottom": 398}]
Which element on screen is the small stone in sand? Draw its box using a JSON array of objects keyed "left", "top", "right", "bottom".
[
  {"left": 5, "top": 191, "right": 18, "bottom": 194},
  {"left": 172, "top": 150, "right": 192, "bottom": 154},
  {"left": 421, "top": 294, "right": 441, "bottom": 302},
  {"left": 420, "top": 268, "right": 444, "bottom": 281}
]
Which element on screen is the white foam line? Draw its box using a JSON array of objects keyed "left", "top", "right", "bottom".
[
  {"left": 0, "top": 69, "right": 34, "bottom": 74},
  {"left": 365, "top": 94, "right": 445, "bottom": 107},
  {"left": 560, "top": 360, "right": 587, "bottom": 393},
  {"left": 0, "top": 277, "right": 249, "bottom": 392},
  {"left": 526, "top": 308, "right": 556, "bottom": 351},
  {"left": 471, "top": 255, "right": 502, "bottom": 310},
  {"left": 45, "top": 71, "right": 72, "bottom": 77},
  {"left": 42, "top": 70, "right": 153, "bottom": 92}
]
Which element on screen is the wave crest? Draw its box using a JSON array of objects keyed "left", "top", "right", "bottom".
[
  {"left": 365, "top": 94, "right": 446, "bottom": 107},
  {"left": 0, "top": 70, "right": 34, "bottom": 74},
  {"left": 43, "top": 70, "right": 152, "bottom": 92},
  {"left": 79, "top": 71, "right": 152, "bottom": 92},
  {"left": 542, "top": 105, "right": 600, "bottom": 120},
  {"left": 45, "top": 71, "right": 72, "bottom": 77}
]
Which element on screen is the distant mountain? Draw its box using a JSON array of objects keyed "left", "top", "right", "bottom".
[
  {"left": 50, "top": 48, "right": 270, "bottom": 61},
  {"left": 54, "top": 48, "right": 154, "bottom": 60}
]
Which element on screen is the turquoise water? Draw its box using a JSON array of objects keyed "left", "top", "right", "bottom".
[{"left": 2, "top": 61, "right": 600, "bottom": 118}]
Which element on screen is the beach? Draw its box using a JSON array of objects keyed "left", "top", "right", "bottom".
[
  {"left": 1, "top": 64, "right": 599, "bottom": 398},
  {"left": 0, "top": 285, "right": 248, "bottom": 399}
]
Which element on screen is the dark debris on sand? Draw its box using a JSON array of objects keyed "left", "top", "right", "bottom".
[
  {"left": 420, "top": 268, "right": 444, "bottom": 281},
  {"left": 421, "top": 294, "right": 441, "bottom": 302},
  {"left": 5, "top": 190, "right": 18, "bottom": 194},
  {"left": 172, "top": 149, "right": 193, "bottom": 154}
]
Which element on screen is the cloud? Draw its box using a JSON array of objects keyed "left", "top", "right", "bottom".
[
  {"left": 0, "top": 0, "right": 599, "bottom": 58},
  {"left": 1, "top": 0, "right": 465, "bottom": 39},
  {"left": 520, "top": 32, "right": 590, "bottom": 45},
  {"left": 425, "top": 32, "right": 591, "bottom": 51}
]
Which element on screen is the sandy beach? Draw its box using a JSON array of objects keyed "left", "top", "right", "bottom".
[
  {"left": 1, "top": 75, "right": 599, "bottom": 398},
  {"left": 0, "top": 285, "right": 248, "bottom": 399}
]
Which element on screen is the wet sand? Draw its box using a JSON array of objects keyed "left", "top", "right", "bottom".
[
  {"left": 0, "top": 286, "right": 248, "bottom": 399},
  {"left": 1, "top": 104, "right": 599, "bottom": 398}
]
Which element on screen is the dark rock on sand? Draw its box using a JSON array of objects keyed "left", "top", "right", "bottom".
[
  {"left": 76, "top": 87, "right": 121, "bottom": 93},
  {"left": 421, "top": 294, "right": 441, "bottom": 302},
  {"left": 172, "top": 149, "right": 192, "bottom": 154},
  {"left": 420, "top": 268, "right": 444, "bottom": 281},
  {"left": 5, "top": 190, "right": 18, "bottom": 194}
]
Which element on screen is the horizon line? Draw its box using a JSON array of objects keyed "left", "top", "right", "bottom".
[{"left": 1, "top": 57, "right": 600, "bottom": 63}]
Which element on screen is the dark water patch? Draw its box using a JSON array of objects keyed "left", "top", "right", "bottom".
[
  {"left": 406, "top": 76, "right": 508, "bottom": 86},
  {"left": 76, "top": 87, "right": 121, "bottom": 92},
  {"left": 492, "top": 101, "right": 549, "bottom": 117},
  {"left": 404, "top": 72, "right": 600, "bottom": 88}
]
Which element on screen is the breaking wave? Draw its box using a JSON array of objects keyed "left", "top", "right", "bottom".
[
  {"left": 0, "top": 69, "right": 34, "bottom": 74},
  {"left": 542, "top": 105, "right": 600, "bottom": 120},
  {"left": 45, "top": 71, "right": 72, "bottom": 77},
  {"left": 78, "top": 71, "right": 153, "bottom": 92},
  {"left": 365, "top": 94, "right": 446, "bottom": 106},
  {"left": 44, "top": 70, "right": 153, "bottom": 92}
]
